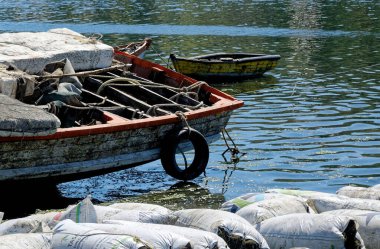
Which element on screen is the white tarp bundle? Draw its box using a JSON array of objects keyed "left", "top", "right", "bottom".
[
  {"left": 265, "top": 188, "right": 338, "bottom": 199},
  {"left": 255, "top": 213, "right": 365, "bottom": 249},
  {"left": 0, "top": 233, "right": 52, "bottom": 249},
  {"left": 0, "top": 217, "right": 51, "bottom": 235},
  {"left": 174, "top": 209, "right": 269, "bottom": 249},
  {"left": 307, "top": 195, "right": 380, "bottom": 213},
  {"left": 93, "top": 205, "right": 124, "bottom": 222},
  {"left": 324, "top": 209, "right": 380, "bottom": 249},
  {"left": 0, "top": 28, "right": 114, "bottom": 74},
  {"left": 101, "top": 220, "right": 229, "bottom": 249},
  {"left": 108, "top": 210, "right": 178, "bottom": 225},
  {"left": 236, "top": 197, "right": 314, "bottom": 225},
  {"left": 337, "top": 185, "right": 380, "bottom": 200},
  {"left": 49, "top": 196, "right": 98, "bottom": 227},
  {"left": 80, "top": 221, "right": 192, "bottom": 249},
  {"left": 109, "top": 202, "right": 173, "bottom": 215},
  {"left": 220, "top": 193, "right": 304, "bottom": 213},
  {"left": 372, "top": 184, "right": 380, "bottom": 189},
  {"left": 26, "top": 211, "right": 61, "bottom": 228},
  {"left": 52, "top": 219, "right": 150, "bottom": 249},
  {"left": 94, "top": 205, "right": 177, "bottom": 224}
]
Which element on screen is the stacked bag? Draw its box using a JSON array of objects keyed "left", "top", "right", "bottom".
[{"left": 0, "top": 184, "right": 379, "bottom": 248}]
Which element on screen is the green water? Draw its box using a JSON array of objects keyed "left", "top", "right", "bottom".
[{"left": 0, "top": 0, "right": 379, "bottom": 218}]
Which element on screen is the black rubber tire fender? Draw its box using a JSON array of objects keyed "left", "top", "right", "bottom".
[{"left": 160, "top": 128, "right": 209, "bottom": 181}]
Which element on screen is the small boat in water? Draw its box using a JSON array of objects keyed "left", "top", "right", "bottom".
[
  {"left": 0, "top": 29, "right": 243, "bottom": 183},
  {"left": 170, "top": 53, "right": 281, "bottom": 83}
]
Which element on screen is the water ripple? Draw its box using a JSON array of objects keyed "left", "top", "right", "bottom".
[{"left": 0, "top": 21, "right": 373, "bottom": 38}]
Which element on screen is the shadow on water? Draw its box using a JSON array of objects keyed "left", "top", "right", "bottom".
[
  {"left": 0, "top": 181, "right": 80, "bottom": 220},
  {"left": 0, "top": 180, "right": 225, "bottom": 220}
]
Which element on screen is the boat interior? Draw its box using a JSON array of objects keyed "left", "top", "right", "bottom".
[{"left": 26, "top": 62, "right": 212, "bottom": 128}]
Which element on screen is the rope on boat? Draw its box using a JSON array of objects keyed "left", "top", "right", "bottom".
[
  {"left": 95, "top": 76, "right": 207, "bottom": 115},
  {"left": 174, "top": 111, "right": 192, "bottom": 171},
  {"left": 131, "top": 108, "right": 145, "bottom": 119},
  {"left": 37, "top": 64, "right": 132, "bottom": 79},
  {"left": 221, "top": 128, "right": 246, "bottom": 163},
  {"left": 149, "top": 44, "right": 175, "bottom": 70},
  {"left": 175, "top": 111, "right": 191, "bottom": 131}
]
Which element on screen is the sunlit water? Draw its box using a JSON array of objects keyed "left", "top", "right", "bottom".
[{"left": 0, "top": 0, "right": 379, "bottom": 219}]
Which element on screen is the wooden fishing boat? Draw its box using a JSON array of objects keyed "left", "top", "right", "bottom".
[
  {"left": 0, "top": 30, "right": 243, "bottom": 183},
  {"left": 170, "top": 53, "right": 281, "bottom": 83}
]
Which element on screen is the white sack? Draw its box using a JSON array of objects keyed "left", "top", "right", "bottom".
[
  {"left": 0, "top": 233, "right": 52, "bottom": 249},
  {"left": 108, "top": 210, "right": 178, "bottom": 225},
  {"left": 100, "top": 220, "right": 228, "bottom": 249},
  {"left": 307, "top": 195, "right": 380, "bottom": 213},
  {"left": 372, "top": 184, "right": 380, "bottom": 189},
  {"left": 0, "top": 217, "right": 50, "bottom": 235},
  {"left": 324, "top": 209, "right": 380, "bottom": 249},
  {"left": 80, "top": 221, "right": 192, "bottom": 249},
  {"left": 94, "top": 205, "right": 124, "bottom": 222},
  {"left": 265, "top": 188, "right": 338, "bottom": 199},
  {"left": 255, "top": 213, "right": 365, "bottom": 249},
  {"left": 109, "top": 202, "right": 172, "bottom": 215},
  {"left": 221, "top": 193, "right": 303, "bottom": 213},
  {"left": 52, "top": 219, "right": 150, "bottom": 249},
  {"left": 0, "top": 212, "right": 3, "bottom": 223},
  {"left": 236, "top": 198, "right": 313, "bottom": 225},
  {"left": 0, "top": 28, "right": 114, "bottom": 74},
  {"left": 27, "top": 211, "right": 60, "bottom": 228},
  {"left": 174, "top": 209, "right": 269, "bottom": 249},
  {"left": 337, "top": 185, "right": 380, "bottom": 200},
  {"left": 54, "top": 196, "right": 97, "bottom": 225}
]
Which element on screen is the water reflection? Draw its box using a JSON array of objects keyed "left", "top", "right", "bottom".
[{"left": 117, "top": 181, "right": 226, "bottom": 211}]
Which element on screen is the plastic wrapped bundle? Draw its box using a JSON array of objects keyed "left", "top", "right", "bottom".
[
  {"left": 108, "top": 210, "right": 178, "bottom": 225},
  {"left": 0, "top": 233, "right": 52, "bottom": 249},
  {"left": 220, "top": 193, "right": 303, "bottom": 213},
  {"left": 324, "top": 209, "right": 380, "bottom": 249},
  {"left": 0, "top": 217, "right": 51, "bottom": 235},
  {"left": 236, "top": 197, "right": 314, "bottom": 225},
  {"left": 79, "top": 221, "right": 192, "bottom": 249},
  {"left": 307, "top": 195, "right": 380, "bottom": 213},
  {"left": 49, "top": 196, "right": 98, "bottom": 228},
  {"left": 265, "top": 189, "right": 338, "bottom": 199},
  {"left": 337, "top": 185, "right": 380, "bottom": 200},
  {"left": 52, "top": 219, "right": 150, "bottom": 249},
  {"left": 98, "top": 220, "right": 229, "bottom": 249},
  {"left": 255, "top": 213, "right": 365, "bottom": 249},
  {"left": 174, "top": 209, "right": 269, "bottom": 249},
  {"left": 109, "top": 202, "right": 173, "bottom": 215}
]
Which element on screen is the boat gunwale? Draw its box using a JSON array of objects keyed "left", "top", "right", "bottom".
[{"left": 0, "top": 52, "right": 243, "bottom": 142}]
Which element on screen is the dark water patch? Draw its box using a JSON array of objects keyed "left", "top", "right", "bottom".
[{"left": 0, "top": 182, "right": 80, "bottom": 220}]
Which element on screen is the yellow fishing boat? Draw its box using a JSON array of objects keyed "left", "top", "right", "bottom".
[{"left": 170, "top": 53, "right": 281, "bottom": 83}]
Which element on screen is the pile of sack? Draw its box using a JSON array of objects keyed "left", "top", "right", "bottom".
[{"left": 0, "top": 184, "right": 379, "bottom": 249}]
